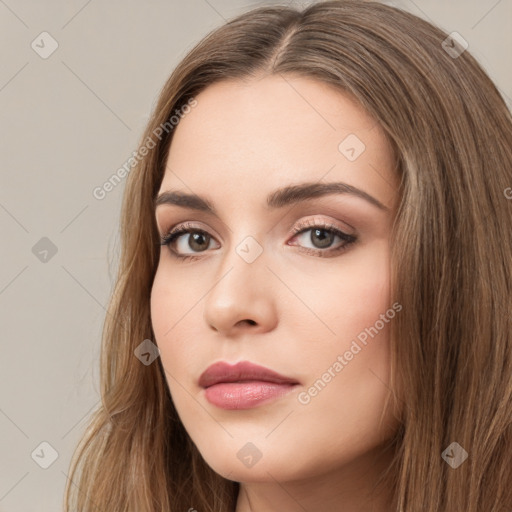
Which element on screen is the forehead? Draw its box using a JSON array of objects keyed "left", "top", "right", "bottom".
[{"left": 160, "top": 75, "right": 398, "bottom": 211}]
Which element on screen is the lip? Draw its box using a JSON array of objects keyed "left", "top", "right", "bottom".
[
  {"left": 199, "top": 361, "right": 300, "bottom": 410},
  {"left": 199, "top": 361, "right": 299, "bottom": 388}
]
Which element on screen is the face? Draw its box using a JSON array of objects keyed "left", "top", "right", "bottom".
[{"left": 150, "top": 74, "right": 401, "bottom": 484}]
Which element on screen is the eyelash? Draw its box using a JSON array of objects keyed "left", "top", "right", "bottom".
[{"left": 159, "top": 219, "right": 357, "bottom": 262}]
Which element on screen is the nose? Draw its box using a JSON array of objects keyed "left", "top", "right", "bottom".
[{"left": 202, "top": 240, "right": 278, "bottom": 336}]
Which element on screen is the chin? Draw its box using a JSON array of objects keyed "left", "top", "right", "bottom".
[{"left": 196, "top": 441, "right": 314, "bottom": 484}]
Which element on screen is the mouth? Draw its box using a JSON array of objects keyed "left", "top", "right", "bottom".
[{"left": 199, "top": 360, "right": 300, "bottom": 410}]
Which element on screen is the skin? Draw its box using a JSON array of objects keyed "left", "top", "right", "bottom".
[{"left": 150, "top": 74, "right": 401, "bottom": 512}]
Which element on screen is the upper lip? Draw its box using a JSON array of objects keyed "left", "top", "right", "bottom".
[{"left": 199, "top": 361, "right": 300, "bottom": 388}]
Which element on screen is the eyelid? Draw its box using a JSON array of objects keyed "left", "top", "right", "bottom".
[
  {"left": 160, "top": 220, "right": 221, "bottom": 244},
  {"left": 287, "top": 215, "right": 355, "bottom": 239}
]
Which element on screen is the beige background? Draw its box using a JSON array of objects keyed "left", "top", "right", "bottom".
[{"left": 0, "top": 0, "right": 510, "bottom": 510}]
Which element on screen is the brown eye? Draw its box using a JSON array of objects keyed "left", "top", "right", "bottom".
[
  {"left": 187, "top": 232, "right": 211, "bottom": 252},
  {"left": 164, "top": 229, "right": 214, "bottom": 252},
  {"left": 309, "top": 228, "right": 336, "bottom": 249},
  {"left": 290, "top": 224, "right": 356, "bottom": 256},
  {"left": 160, "top": 224, "right": 220, "bottom": 259}
]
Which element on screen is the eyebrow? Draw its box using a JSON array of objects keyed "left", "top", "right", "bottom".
[{"left": 154, "top": 181, "right": 389, "bottom": 215}]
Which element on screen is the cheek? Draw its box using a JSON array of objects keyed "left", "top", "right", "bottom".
[
  {"left": 340, "top": 244, "right": 391, "bottom": 334},
  {"left": 150, "top": 264, "right": 196, "bottom": 372},
  {"left": 288, "top": 240, "right": 395, "bottom": 428},
  {"left": 293, "top": 240, "right": 391, "bottom": 344},
  {"left": 151, "top": 264, "right": 169, "bottom": 320},
  {"left": 150, "top": 257, "right": 205, "bottom": 340},
  {"left": 150, "top": 266, "right": 171, "bottom": 344}
]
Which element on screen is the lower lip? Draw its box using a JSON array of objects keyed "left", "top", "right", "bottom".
[{"left": 203, "top": 381, "right": 298, "bottom": 410}]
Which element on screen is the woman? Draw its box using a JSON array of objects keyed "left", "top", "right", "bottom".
[{"left": 64, "top": 1, "right": 512, "bottom": 511}]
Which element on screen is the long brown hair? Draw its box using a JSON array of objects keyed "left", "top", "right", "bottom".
[{"left": 63, "top": 1, "right": 512, "bottom": 510}]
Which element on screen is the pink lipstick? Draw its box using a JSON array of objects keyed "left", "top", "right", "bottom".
[{"left": 199, "top": 361, "right": 300, "bottom": 410}]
